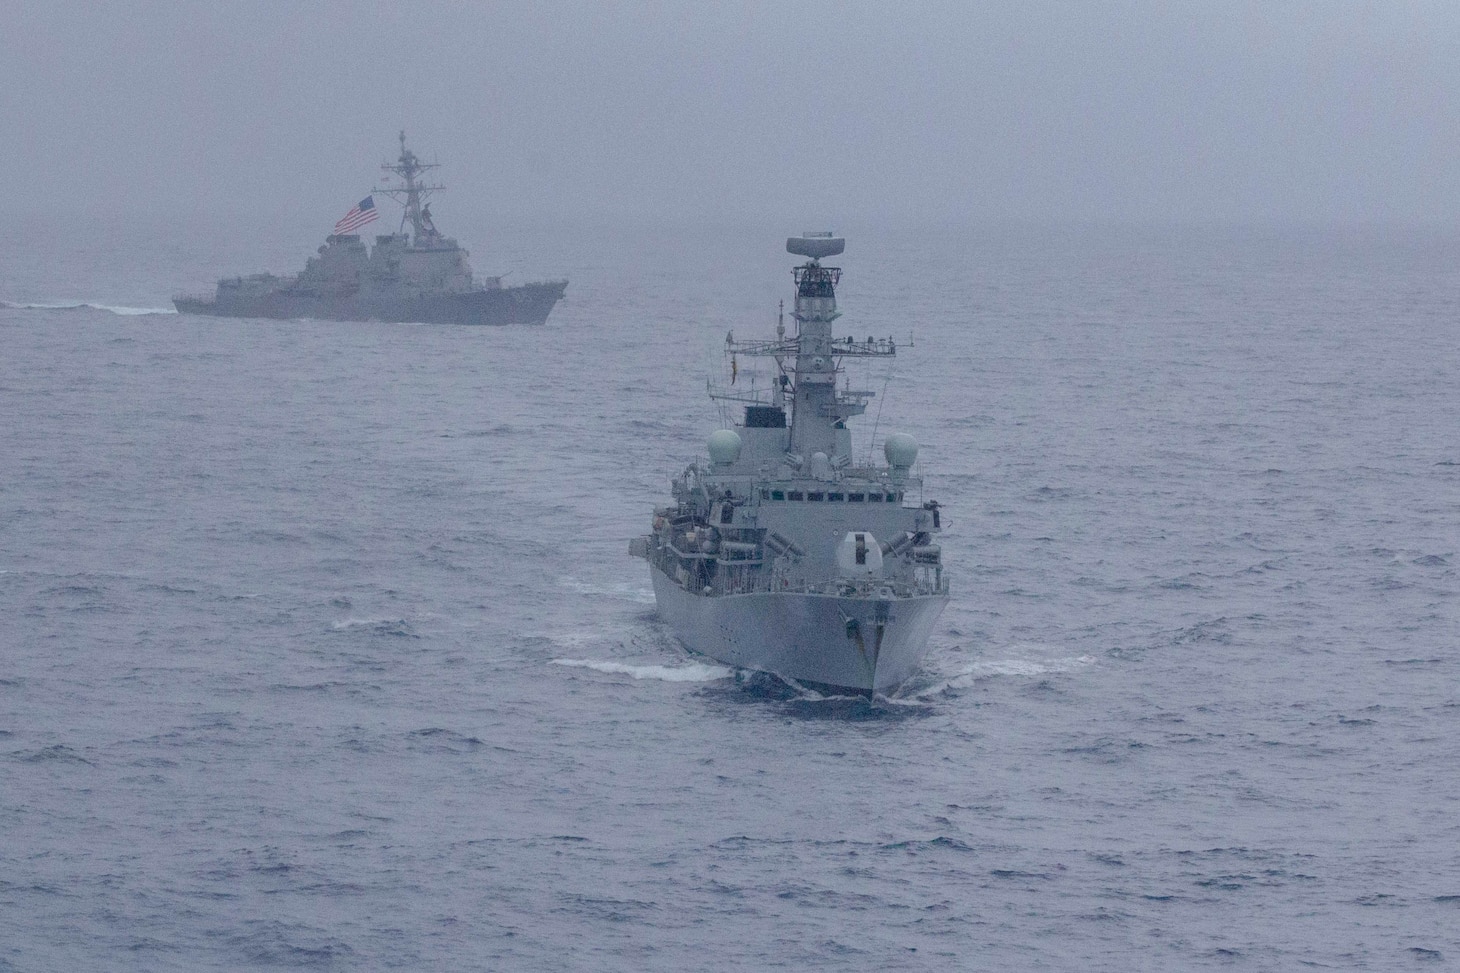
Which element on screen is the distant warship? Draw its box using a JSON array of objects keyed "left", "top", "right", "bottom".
[
  {"left": 175, "top": 133, "right": 566, "bottom": 325},
  {"left": 631, "top": 234, "right": 948, "bottom": 693}
]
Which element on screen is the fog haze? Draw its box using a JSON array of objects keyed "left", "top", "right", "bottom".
[{"left": 4, "top": 1, "right": 1458, "bottom": 226}]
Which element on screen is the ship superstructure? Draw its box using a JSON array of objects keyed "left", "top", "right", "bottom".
[
  {"left": 631, "top": 234, "right": 948, "bottom": 692},
  {"left": 175, "top": 133, "right": 566, "bottom": 325}
]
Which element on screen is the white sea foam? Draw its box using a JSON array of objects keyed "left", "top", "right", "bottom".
[
  {"left": 955, "top": 654, "right": 1097, "bottom": 678},
  {"left": 909, "top": 651, "right": 1097, "bottom": 697},
  {"left": 551, "top": 658, "right": 734, "bottom": 682},
  {"left": 772, "top": 674, "right": 863, "bottom": 702},
  {"left": 95, "top": 304, "right": 177, "bottom": 316},
  {"left": 872, "top": 693, "right": 935, "bottom": 708},
  {"left": 558, "top": 576, "right": 656, "bottom": 604},
  {"left": 331, "top": 617, "right": 408, "bottom": 632},
  {"left": 1, "top": 300, "right": 176, "bottom": 316},
  {"left": 535, "top": 627, "right": 620, "bottom": 649}
]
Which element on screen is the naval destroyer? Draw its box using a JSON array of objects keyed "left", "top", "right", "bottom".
[
  {"left": 631, "top": 234, "right": 949, "bottom": 693},
  {"left": 174, "top": 133, "right": 566, "bottom": 325}
]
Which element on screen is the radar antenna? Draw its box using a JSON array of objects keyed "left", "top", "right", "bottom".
[
  {"left": 374, "top": 131, "right": 446, "bottom": 244},
  {"left": 786, "top": 232, "right": 845, "bottom": 261},
  {"left": 708, "top": 234, "right": 899, "bottom": 458}
]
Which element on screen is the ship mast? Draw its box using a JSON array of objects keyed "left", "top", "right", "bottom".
[
  {"left": 373, "top": 131, "right": 445, "bottom": 243},
  {"left": 722, "top": 234, "right": 897, "bottom": 461}
]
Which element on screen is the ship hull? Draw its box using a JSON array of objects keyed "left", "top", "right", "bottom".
[
  {"left": 174, "top": 280, "right": 567, "bottom": 326},
  {"left": 649, "top": 566, "right": 947, "bottom": 693}
]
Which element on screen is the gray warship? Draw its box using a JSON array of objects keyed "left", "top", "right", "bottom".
[
  {"left": 630, "top": 234, "right": 949, "bottom": 693},
  {"left": 174, "top": 133, "right": 566, "bottom": 325}
]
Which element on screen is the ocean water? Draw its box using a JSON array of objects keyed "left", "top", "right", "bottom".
[{"left": 2, "top": 218, "right": 1458, "bottom": 970}]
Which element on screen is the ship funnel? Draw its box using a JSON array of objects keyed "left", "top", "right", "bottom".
[{"left": 787, "top": 233, "right": 845, "bottom": 261}]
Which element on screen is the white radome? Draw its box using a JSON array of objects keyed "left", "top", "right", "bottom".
[
  {"left": 707, "top": 429, "right": 742, "bottom": 465},
  {"left": 884, "top": 433, "right": 919, "bottom": 469}
]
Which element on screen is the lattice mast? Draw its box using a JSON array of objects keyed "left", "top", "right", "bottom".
[{"left": 373, "top": 131, "right": 446, "bottom": 241}]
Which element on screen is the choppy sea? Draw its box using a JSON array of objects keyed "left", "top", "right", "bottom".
[{"left": 2, "top": 217, "right": 1458, "bottom": 970}]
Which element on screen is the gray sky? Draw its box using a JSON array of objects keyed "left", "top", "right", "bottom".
[{"left": 5, "top": 1, "right": 1458, "bottom": 225}]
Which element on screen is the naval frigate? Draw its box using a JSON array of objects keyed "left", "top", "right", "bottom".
[
  {"left": 631, "top": 234, "right": 949, "bottom": 693},
  {"left": 174, "top": 133, "right": 566, "bottom": 325}
]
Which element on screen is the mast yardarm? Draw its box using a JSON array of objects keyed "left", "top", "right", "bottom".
[
  {"left": 720, "top": 234, "right": 897, "bottom": 459},
  {"left": 374, "top": 131, "right": 446, "bottom": 243}
]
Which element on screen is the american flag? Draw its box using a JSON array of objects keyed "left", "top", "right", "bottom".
[{"left": 333, "top": 195, "right": 378, "bottom": 235}]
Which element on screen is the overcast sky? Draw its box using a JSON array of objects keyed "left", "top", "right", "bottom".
[{"left": 4, "top": 1, "right": 1458, "bottom": 226}]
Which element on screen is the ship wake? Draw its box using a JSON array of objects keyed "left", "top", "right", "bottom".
[
  {"left": 2, "top": 300, "right": 177, "bottom": 316},
  {"left": 907, "top": 648, "right": 1098, "bottom": 698},
  {"left": 551, "top": 658, "right": 734, "bottom": 683}
]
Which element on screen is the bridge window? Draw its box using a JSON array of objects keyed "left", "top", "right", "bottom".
[
  {"left": 867, "top": 493, "right": 882, "bottom": 502},
  {"left": 808, "top": 492, "right": 824, "bottom": 502},
  {"left": 827, "top": 492, "right": 844, "bottom": 501},
  {"left": 788, "top": 491, "right": 803, "bottom": 501},
  {"left": 770, "top": 490, "right": 784, "bottom": 501},
  {"left": 888, "top": 493, "right": 899, "bottom": 502},
  {"left": 848, "top": 493, "right": 864, "bottom": 502}
]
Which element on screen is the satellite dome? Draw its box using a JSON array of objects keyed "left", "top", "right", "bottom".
[
  {"left": 707, "top": 429, "right": 742, "bottom": 465},
  {"left": 884, "top": 433, "right": 919, "bottom": 469}
]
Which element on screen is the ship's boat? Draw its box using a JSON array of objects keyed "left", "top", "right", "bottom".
[
  {"left": 631, "top": 234, "right": 949, "bottom": 693},
  {"left": 174, "top": 133, "right": 566, "bottom": 325}
]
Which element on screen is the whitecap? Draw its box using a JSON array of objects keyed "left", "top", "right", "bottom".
[
  {"left": 551, "top": 658, "right": 734, "bottom": 682},
  {"left": 330, "top": 617, "right": 415, "bottom": 637},
  {"left": 332, "top": 617, "right": 385, "bottom": 631}
]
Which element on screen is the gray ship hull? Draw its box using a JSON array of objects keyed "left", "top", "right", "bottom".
[
  {"left": 650, "top": 565, "right": 947, "bottom": 693},
  {"left": 174, "top": 279, "right": 567, "bottom": 326}
]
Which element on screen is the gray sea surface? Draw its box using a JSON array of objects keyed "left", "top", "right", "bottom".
[{"left": 2, "top": 219, "right": 1458, "bottom": 970}]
